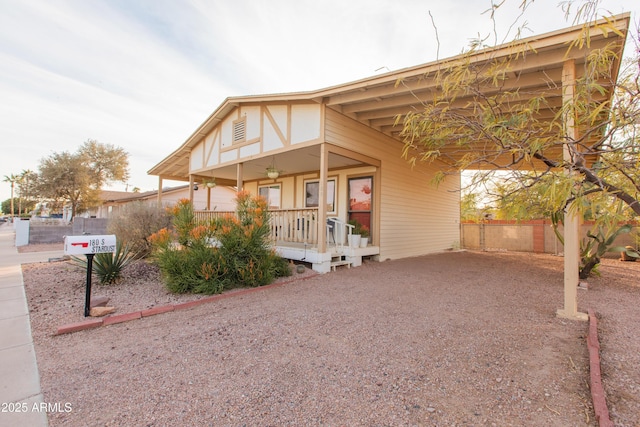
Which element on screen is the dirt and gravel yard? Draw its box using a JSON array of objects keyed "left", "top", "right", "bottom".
[{"left": 22, "top": 249, "right": 640, "bottom": 426}]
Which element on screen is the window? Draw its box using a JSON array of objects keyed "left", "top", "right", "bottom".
[
  {"left": 305, "top": 178, "right": 336, "bottom": 214},
  {"left": 258, "top": 184, "right": 281, "bottom": 209}
]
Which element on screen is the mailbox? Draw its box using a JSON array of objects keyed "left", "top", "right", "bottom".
[
  {"left": 64, "top": 235, "right": 117, "bottom": 317},
  {"left": 64, "top": 235, "right": 117, "bottom": 256}
]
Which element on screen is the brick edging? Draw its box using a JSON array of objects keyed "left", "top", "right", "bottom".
[
  {"left": 55, "top": 273, "right": 317, "bottom": 335},
  {"left": 587, "top": 309, "right": 614, "bottom": 427}
]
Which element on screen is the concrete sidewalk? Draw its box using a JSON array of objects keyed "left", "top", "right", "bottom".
[{"left": 0, "top": 222, "right": 62, "bottom": 427}]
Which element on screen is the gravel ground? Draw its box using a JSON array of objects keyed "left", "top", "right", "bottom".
[{"left": 22, "top": 250, "right": 640, "bottom": 426}]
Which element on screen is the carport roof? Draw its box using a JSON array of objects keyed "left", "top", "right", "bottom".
[{"left": 148, "top": 13, "right": 630, "bottom": 181}]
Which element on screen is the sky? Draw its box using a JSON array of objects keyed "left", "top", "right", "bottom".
[{"left": 0, "top": 0, "right": 637, "bottom": 205}]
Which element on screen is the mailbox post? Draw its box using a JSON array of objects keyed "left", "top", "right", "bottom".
[{"left": 64, "top": 235, "right": 117, "bottom": 317}]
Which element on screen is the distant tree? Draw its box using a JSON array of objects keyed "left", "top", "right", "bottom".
[
  {"left": 36, "top": 140, "right": 129, "bottom": 219},
  {"left": 0, "top": 198, "right": 36, "bottom": 217},
  {"left": 78, "top": 139, "right": 129, "bottom": 189},
  {"left": 460, "top": 192, "right": 484, "bottom": 222},
  {"left": 17, "top": 169, "right": 37, "bottom": 216},
  {"left": 2, "top": 174, "right": 18, "bottom": 219}
]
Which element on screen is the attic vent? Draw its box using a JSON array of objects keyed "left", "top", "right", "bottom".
[{"left": 233, "top": 118, "right": 246, "bottom": 143}]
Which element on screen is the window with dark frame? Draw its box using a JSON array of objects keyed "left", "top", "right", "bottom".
[
  {"left": 305, "top": 179, "right": 336, "bottom": 213},
  {"left": 348, "top": 176, "right": 373, "bottom": 238}
]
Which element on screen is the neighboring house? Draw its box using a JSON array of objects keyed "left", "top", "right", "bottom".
[
  {"left": 149, "top": 15, "right": 629, "bottom": 277},
  {"left": 88, "top": 185, "right": 237, "bottom": 218}
]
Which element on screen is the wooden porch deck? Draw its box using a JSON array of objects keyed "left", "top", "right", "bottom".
[{"left": 273, "top": 240, "right": 380, "bottom": 273}]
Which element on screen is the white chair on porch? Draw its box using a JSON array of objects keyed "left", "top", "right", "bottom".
[{"left": 326, "top": 217, "right": 354, "bottom": 249}]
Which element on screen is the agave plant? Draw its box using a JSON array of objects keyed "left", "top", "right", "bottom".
[
  {"left": 551, "top": 210, "right": 636, "bottom": 279},
  {"left": 72, "top": 241, "right": 137, "bottom": 285},
  {"left": 579, "top": 224, "right": 633, "bottom": 279}
]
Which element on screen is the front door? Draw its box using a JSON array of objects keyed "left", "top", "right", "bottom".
[{"left": 348, "top": 176, "right": 372, "bottom": 238}]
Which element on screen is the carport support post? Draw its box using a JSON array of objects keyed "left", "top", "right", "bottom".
[{"left": 557, "top": 59, "right": 588, "bottom": 321}]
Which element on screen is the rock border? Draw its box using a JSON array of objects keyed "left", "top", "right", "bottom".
[
  {"left": 587, "top": 309, "right": 613, "bottom": 427},
  {"left": 55, "top": 274, "right": 317, "bottom": 335}
]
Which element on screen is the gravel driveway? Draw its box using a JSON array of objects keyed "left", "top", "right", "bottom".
[{"left": 24, "top": 250, "right": 640, "bottom": 426}]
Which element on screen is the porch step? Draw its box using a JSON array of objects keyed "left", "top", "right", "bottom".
[{"left": 330, "top": 256, "right": 352, "bottom": 271}]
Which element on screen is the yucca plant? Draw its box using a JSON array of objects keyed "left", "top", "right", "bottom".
[
  {"left": 72, "top": 241, "right": 137, "bottom": 285},
  {"left": 551, "top": 207, "right": 636, "bottom": 279}
]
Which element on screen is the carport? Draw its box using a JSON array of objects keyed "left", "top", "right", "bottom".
[{"left": 307, "top": 13, "right": 630, "bottom": 320}]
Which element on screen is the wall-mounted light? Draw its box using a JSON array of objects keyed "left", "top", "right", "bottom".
[{"left": 193, "top": 183, "right": 199, "bottom": 191}]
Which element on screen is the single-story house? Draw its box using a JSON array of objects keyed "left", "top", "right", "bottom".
[
  {"left": 149, "top": 14, "right": 629, "bottom": 319},
  {"left": 88, "top": 185, "right": 237, "bottom": 218}
]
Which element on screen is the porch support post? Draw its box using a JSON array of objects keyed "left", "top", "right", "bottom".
[
  {"left": 157, "top": 176, "right": 163, "bottom": 206},
  {"left": 236, "top": 163, "right": 243, "bottom": 191},
  {"left": 317, "top": 143, "right": 328, "bottom": 253},
  {"left": 189, "top": 175, "right": 195, "bottom": 203},
  {"left": 557, "top": 59, "right": 588, "bottom": 321}
]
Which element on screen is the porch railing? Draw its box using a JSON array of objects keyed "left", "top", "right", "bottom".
[
  {"left": 193, "top": 210, "right": 235, "bottom": 223},
  {"left": 193, "top": 208, "right": 321, "bottom": 245},
  {"left": 269, "top": 208, "right": 319, "bottom": 245}
]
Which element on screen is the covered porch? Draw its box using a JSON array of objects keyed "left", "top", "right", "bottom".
[{"left": 194, "top": 207, "right": 380, "bottom": 273}]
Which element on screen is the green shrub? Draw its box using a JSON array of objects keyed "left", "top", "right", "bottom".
[
  {"left": 216, "top": 191, "right": 278, "bottom": 287},
  {"left": 170, "top": 198, "right": 196, "bottom": 246},
  {"left": 152, "top": 243, "right": 230, "bottom": 294},
  {"left": 270, "top": 253, "right": 292, "bottom": 278},
  {"left": 107, "top": 201, "right": 172, "bottom": 258},
  {"left": 149, "top": 192, "right": 291, "bottom": 294}
]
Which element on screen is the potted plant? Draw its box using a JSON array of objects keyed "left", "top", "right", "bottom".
[
  {"left": 347, "top": 219, "right": 361, "bottom": 248},
  {"left": 359, "top": 225, "right": 370, "bottom": 247}
]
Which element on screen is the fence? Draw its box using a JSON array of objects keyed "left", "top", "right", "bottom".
[
  {"left": 461, "top": 220, "right": 637, "bottom": 255},
  {"left": 16, "top": 217, "right": 109, "bottom": 245}
]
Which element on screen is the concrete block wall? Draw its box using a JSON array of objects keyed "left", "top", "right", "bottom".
[
  {"left": 26, "top": 218, "right": 109, "bottom": 245},
  {"left": 28, "top": 224, "right": 72, "bottom": 244},
  {"left": 71, "top": 218, "right": 108, "bottom": 236}
]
